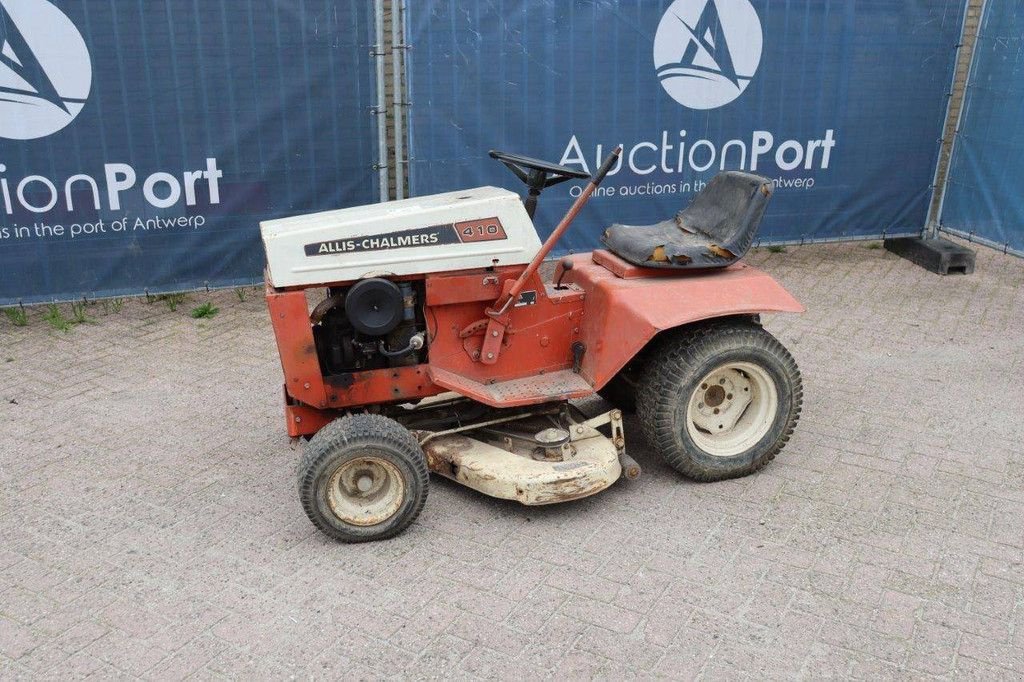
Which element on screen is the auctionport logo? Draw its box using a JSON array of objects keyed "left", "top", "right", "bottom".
[
  {"left": 654, "top": 0, "right": 763, "bottom": 110},
  {"left": 0, "top": 0, "right": 92, "bottom": 140}
]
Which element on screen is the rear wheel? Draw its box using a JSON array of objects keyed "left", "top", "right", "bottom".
[
  {"left": 637, "top": 320, "right": 801, "bottom": 481},
  {"left": 298, "top": 414, "right": 428, "bottom": 542}
]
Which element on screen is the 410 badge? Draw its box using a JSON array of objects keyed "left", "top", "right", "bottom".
[{"left": 306, "top": 217, "right": 508, "bottom": 256}]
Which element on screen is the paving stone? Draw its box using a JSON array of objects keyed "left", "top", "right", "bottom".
[{"left": 0, "top": 240, "right": 1022, "bottom": 676}]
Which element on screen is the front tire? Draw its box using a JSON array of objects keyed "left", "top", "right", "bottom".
[
  {"left": 637, "top": 320, "right": 802, "bottom": 481},
  {"left": 298, "top": 414, "right": 428, "bottom": 542}
]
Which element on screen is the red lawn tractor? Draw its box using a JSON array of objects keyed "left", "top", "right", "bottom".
[{"left": 261, "top": 148, "right": 803, "bottom": 542}]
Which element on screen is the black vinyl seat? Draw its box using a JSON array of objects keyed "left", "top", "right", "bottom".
[{"left": 601, "top": 171, "right": 773, "bottom": 269}]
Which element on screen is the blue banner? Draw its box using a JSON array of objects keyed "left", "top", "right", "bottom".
[
  {"left": 0, "top": 0, "right": 378, "bottom": 305},
  {"left": 940, "top": 0, "right": 1024, "bottom": 257},
  {"left": 406, "top": 0, "right": 965, "bottom": 254}
]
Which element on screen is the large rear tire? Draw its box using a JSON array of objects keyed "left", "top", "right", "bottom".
[
  {"left": 298, "top": 414, "right": 428, "bottom": 542},
  {"left": 636, "top": 320, "right": 802, "bottom": 481}
]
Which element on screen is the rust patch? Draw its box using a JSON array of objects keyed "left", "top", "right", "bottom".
[
  {"left": 530, "top": 477, "right": 606, "bottom": 504},
  {"left": 423, "top": 447, "right": 453, "bottom": 476},
  {"left": 704, "top": 384, "right": 726, "bottom": 407},
  {"left": 422, "top": 436, "right": 474, "bottom": 477}
]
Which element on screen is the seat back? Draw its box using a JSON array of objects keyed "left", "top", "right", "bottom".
[{"left": 680, "top": 171, "right": 772, "bottom": 258}]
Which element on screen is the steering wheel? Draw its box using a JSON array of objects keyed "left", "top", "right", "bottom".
[
  {"left": 489, "top": 150, "right": 591, "bottom": 218},
  {"left": 489, "top": 150, "right": 591, "bottom": 185}
]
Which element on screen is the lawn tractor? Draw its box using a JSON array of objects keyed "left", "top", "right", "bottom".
[{"left": 261, "top": 148, "right": 803, "bottom": 542}]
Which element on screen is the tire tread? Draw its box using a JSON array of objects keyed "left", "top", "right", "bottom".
[
  {"left": 297, "top": 413, "right": 429, "bottom": 542},
  {"left": 636, "top": 319, "right": 802, "bottom": 481}
]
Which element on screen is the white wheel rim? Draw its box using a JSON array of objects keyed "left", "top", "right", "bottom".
[
  {"left": 685, "top": 361, "right": 778, "bottom": 458},
  {"left": 326, "top": 456, "right": 405, "bottom": 526}
]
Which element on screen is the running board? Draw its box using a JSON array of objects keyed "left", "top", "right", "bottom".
[{"left": 427, "top": 367, "right": 593, "bottom": 408}]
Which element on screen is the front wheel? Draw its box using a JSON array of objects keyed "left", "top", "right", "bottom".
[
  {"left": 298, "top": 414, "right": 428, "bottom": 542},
  {"left": 636, "top": 321, "right": 802, "bottom": 481}
]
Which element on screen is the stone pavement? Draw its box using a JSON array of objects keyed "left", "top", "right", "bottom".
[{"left": 1, "top": 240, "right": 1022, "bottom": 680}]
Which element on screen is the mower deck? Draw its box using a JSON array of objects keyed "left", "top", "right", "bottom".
[
  {"left": 416, "top": 403, "right": 629, "bottom": 505},
  {"left": 421, "top": 432, "right": 621, "bottom": 505}
]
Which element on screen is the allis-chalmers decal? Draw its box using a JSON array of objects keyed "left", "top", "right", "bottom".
[{"left": 305, "top": 217, "right": 507, "bottom": 256}]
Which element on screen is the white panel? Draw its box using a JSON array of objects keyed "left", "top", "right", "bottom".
[{"left": 261, "top": 187, "right": 541, "bottom": 288}]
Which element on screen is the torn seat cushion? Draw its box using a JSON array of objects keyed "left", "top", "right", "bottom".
[{"left": 600, "top": 171, "right": 772, "bottom": 269}]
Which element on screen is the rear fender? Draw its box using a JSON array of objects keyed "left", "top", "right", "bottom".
[{"left": 566, "top": 251, "right": 803, "bottom": 388}]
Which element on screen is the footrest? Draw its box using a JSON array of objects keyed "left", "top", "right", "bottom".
[
  {"left": 884, "top": 237, "right": 976, "bottom": 275},
  {"left": 428, "top": 367, "right": 593, "bottom": 408}
]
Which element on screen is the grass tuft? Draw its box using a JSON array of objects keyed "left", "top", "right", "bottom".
[
  {"left": 41, "top": 302, "right": 94, "bottom": 332},
  {"left": 190, "top": 302, "right": 219, "bottom": 319},
  {"left": 70, "top": 301, "right": 93, "bottom": 325},
  {"left": 159, "top": 293, "right": 187, "bottom": 311},
  {"left": 3, "top": 307, "right": 27, "bottom": 327},
  {"left": 767, "top": 245, "right": 787, "bottom": 253},
  {"left": 43, "top": 304, "right": 71, "bottom": 332}
]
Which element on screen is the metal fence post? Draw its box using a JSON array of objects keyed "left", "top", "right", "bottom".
[
  {"left": 926, "top": 0, "right": 987, "bottom": 238},
  {"left": 391, "top": 0, "right": 408, "bottom": 200},
  {"left": 373, "top": 0, "right": 391, "bottom": 201}
]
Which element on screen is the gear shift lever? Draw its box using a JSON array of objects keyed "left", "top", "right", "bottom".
[{"left": 554, "top": 258, "right": 574, "bottom": 289}]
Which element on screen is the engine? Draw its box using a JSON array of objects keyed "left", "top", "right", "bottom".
[{"left": 311, "top": 278, "right": 427, "bottom": 375}]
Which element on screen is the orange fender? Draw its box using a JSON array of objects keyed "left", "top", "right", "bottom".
[{"left": 565, "top": 250, "right": 804, "bottom": 389}]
